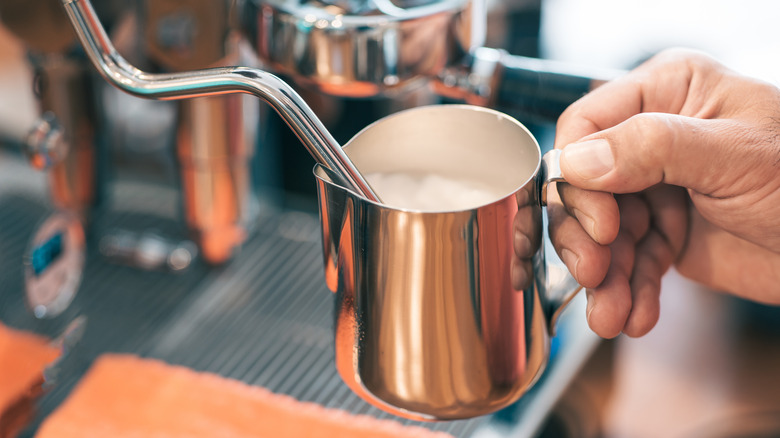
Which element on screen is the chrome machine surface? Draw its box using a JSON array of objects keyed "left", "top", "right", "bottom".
[{"left": 0, "top": 0, "right": 605, "bottom": 434}]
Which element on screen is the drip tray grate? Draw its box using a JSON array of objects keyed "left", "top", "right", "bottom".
[
  {"left": 0, "top": 158, "right": 485, "bottom": 436},
  {"left": 139, "top": 209, "right": 485, "bottom": 435}
]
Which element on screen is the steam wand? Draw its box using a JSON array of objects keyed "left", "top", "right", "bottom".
[{"left": 60, "top": 0, "right": 381, "bottom": 203}]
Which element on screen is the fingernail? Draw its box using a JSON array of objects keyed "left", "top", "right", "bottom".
[
  {"left": 572, "top": 208, "right": 596, "bottom": 240},
  {"left": 560, "top": 248, "right": 578, "bottom": 278},
  {"left": 562, "top": 139, "right": 614, "bottom": 179},
  {"left": 586, "top": 290, "right": 595, "bottom": 325}
]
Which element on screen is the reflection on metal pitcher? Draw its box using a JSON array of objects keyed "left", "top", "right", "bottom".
[{"left": 315, "top": 105, "right": 578, "bottom": 420}]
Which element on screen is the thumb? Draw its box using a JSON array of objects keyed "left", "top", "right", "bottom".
[{"left": 559, "top": 113, "right": 752, "bottom": 196}]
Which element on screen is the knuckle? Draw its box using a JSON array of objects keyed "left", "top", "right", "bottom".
[
  {"left": 557, "top": 100, "right": 599, "bottom": 134},
  {"left": 557, "top": 105, "right": 581, "bottom": 131},
  {"left": 651, "top": 47, "right": 718, "bottom": 71},
  {"left": 604, "top": 115, "right": 667, "bottom": 186},
  {"left": 619, "top": 113, "right": 673, "bottom": 163},
  {"left": 626, "top": 113, "right": 669, "bottom": 144},
  {"left": 624, "top": 308, "right": 660, "bottom": 337}
]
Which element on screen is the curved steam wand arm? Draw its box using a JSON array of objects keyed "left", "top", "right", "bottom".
[{"left": 60, "top": 0, "right": 380, "bottom": 203}]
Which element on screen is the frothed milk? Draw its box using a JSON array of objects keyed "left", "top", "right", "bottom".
[{"left": 366, "top": 171, "right": 508, "bottom": 211}]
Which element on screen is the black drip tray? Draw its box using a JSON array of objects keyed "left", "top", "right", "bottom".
[
  {"left": 139, "top": 208, "right": 484, "bottom": 436},
  {"left": 0, "top": 173, "right": 485, "bottom": 437},
  {"left": 1, "top": 156, "right": 600, "bottom": 438},
  {"left": 0, "top": 190, "right": 211, "bottom": 436}
]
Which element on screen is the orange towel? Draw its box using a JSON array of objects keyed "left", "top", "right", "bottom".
[
  {"left": 36, "top": 354, "right": 453, "bottom": 437},
  {"left": 0, "top": 323, "right": 60, "bottom": 438}
]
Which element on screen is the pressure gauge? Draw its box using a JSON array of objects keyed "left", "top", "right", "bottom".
[{"left": 24, "top": 213, "right": 85, "bottom": 319}]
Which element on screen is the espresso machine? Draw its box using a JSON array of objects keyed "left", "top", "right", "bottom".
[
  {"left": 1, "top": 0, "right": 611, "bottom": 268},
  {"left": 0, "top": 0, "right": 608, "bottom": 436}
]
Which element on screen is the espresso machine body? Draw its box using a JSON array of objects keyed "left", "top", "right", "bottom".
[
  {"left": 0, "top": 0, "right": 606, "bottom": 432},
  {"left": 1, "top": 0, "right": 602, "bottom": 267},
  {"left": 241, "top": 0, "right": 482, "bottom": 98},
  {"left": 237, "top": 0, "right": 605, "bottom": 202}
]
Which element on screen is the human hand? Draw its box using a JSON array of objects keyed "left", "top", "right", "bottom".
[{"left": 549, "top": 48, "right": 780, "bottom": 339}]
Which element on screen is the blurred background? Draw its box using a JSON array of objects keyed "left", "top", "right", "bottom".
[{"left": 1, "top": 0, "right": 779, "bottom": 437}]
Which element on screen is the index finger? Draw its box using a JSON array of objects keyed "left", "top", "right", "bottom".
[{"left": 553, "top": 48, "right": 717, "bottom": 148}]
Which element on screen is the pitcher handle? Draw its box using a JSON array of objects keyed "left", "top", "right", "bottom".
[
  {"left": 537, "top": 149, "right": 583, "bottom": 335},
  {"left": 539, "top": 149, "right": 564, "bottom": 206}
]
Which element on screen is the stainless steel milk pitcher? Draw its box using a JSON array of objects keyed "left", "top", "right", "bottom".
[{"left": 315, "top": 105, "right": 581, "bottom": 421}]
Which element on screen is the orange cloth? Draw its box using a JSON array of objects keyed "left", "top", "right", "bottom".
[
  {"left": 36, "top": 354, "right": 453, "bottom": 438},
  {"left": 0, "top": 323, "right": 59, "bottom": 438}
]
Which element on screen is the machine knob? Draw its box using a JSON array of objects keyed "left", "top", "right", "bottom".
[
  {"left": 24, "top": 112, "right": 69, "bottom": 170},
  {"left": 99, "top": 229, "right": 199, "bottom": 272}
]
